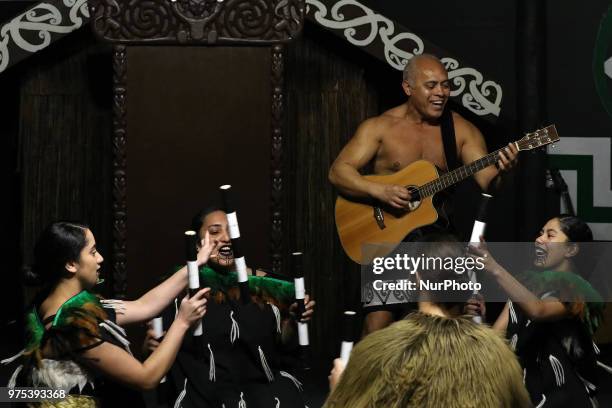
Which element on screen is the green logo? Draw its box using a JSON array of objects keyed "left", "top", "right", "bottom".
[{"left": 594, "top": 5, "right": 612, "bottom": 118}]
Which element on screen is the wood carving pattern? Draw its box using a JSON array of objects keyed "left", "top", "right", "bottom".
[
  {"left": 89, "top": 0, "right": 304, "bottom": 44},
  {"left": 271, "top": 44, "right": 284, "bottom": 274},
  {"left": 112, "top": 45, "right": 128, "bottom": 299}
]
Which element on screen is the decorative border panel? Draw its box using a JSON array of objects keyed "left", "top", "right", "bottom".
[
  {"left": 0, "top": 0, "right": 90, "bottom": 74},
  {"left": 305, "top": 0, "right": 502, "bottom": 121},
  {"left": 89, "top": 0, "right": 305, "bottom": 44}
]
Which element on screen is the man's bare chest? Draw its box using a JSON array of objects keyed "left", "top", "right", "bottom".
[{"left": 375, "top": 129, "right": 450, "bottom": 173}]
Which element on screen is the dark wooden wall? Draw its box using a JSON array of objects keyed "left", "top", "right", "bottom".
[
  {"left": 0, "top": 29, "right": 114, "bottom": 382},
  {"left": 284, "top": 26, "right": 383, "bottom": 358},
  {"left": 124, "top": 45, "right": 272, "bottom": 300},
  {"left": 17, "top": 30, "right": 114, "bottom": 296}
]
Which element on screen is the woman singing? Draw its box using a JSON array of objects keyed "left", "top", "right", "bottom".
[{"left": 469, "top": 215, "right": 606, "bottom": 407}]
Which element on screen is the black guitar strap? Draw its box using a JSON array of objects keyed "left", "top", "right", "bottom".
[{"left": 440, "top": 108, "right": 459, "bottom": 171}]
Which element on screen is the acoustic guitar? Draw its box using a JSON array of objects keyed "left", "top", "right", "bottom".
[{"left": 334, "top": 125, "right": 559, "bottom": 264}]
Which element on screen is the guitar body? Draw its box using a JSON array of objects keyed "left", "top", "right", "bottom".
[
  {"left": 334, "top": 125, "right": 559, "bottom": 264},
  {"left": 335, "top": 160, "right": 441, "bottom": 264}
]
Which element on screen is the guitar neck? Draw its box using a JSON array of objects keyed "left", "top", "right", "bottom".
[{"left": 417, "top": 147, "right": 508, "bottom": 198}]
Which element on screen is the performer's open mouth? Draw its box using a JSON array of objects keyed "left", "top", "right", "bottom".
[
  {"left": 219, "top": 245, "right": 233, "bottom": 256},
  {"left": 218, "top": 245, "right": 234, "bottom": 261},
  {"left": 534, "top": 245, "right": 548, "bottom": 264},
  {"left": 431, "top": 99, "right": 445, "bottom": 110}
]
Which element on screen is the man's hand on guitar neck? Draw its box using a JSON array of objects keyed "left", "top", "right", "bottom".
[
  {"left": 496, "top": 143, "right": 519, "bottom": 173},
  {"left": 370, "top": 183, "right": 412, "bottom": 209},
  {"left": 487, "top": 143, "right": 519, "bottom": 193}
]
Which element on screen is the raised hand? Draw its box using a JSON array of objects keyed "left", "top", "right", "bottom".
[
  {"left": 197, "top": 231, "right": 218, "bottom": 266},
  {"left": 467, "top": 237, "right": 502, "bottom": 276}
]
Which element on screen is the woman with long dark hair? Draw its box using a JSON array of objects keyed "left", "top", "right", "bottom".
[
  {"left": 5, "top": 221, "right": 213, "bottom": 406},
  {"left": 469, "top": 215, "right": 606, "bottom": 407}
]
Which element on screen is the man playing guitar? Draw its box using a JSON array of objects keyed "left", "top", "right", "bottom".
[{"left": 328, "top": 54, "right": 518, "bottom": 335}]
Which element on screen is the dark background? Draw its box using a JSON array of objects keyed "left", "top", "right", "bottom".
[{"left": 125, "top": 45, "right": 272, "bottom": 306}]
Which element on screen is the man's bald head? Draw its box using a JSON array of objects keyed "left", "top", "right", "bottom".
[
  {"left": 400, "top": 53, "right": 450, "bottom": 120},
  {"left": 402, "top": 54, "right": 445, "bottom": 86}
]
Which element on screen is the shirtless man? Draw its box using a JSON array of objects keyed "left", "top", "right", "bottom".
[{"left": 328, "top": 54, "right": 518, "bottom": 334}]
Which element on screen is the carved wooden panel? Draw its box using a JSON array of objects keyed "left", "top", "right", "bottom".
[
  {"left": 271, "top": 44, "right": 284, "bottom": 274},
  {"left": 89, "top": 0, "right": 305, "bottom": 44},
  {"left": 103, "top": 0, "right": 296, "bottom": 294},
  {"left": 112, "top": 45, "right": 128, "bottom": 299}
]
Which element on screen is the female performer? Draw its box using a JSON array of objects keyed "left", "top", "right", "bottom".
[
  {"left": 147, "top": 205, "right": 316, "bottom": 407},
  {"left": 6, "top": 221, "right": 214, "bottom": 406},
  {"left": 469, "top": 215, "right": 605, "bottom": 407}
]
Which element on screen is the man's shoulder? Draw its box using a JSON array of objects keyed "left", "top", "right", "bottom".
[
  {"left": 355, "top": 113, "right": 398, "bottom": 139},
  {"left": 451, "top": 111, "right": 476, "bottom": 130},
  {"left": 451, "top": 111, "right": 482, "bottom": 139},
  {"left": 365, "top": 111, "right": 402, "bottom": 126}
]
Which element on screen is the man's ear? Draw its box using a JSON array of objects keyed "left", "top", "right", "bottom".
[
  {"left": 402, "top": 80, "right": 412, "bottom": 97},
  {"left": 65, "top": 261, "right": 78, "bottom": 274},
  {"left": 565, "top": 243, "right": 579, "bottom": 258}
]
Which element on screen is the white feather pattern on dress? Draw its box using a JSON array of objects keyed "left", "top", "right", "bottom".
[{"left": 32, "top": 359, "right": 94, "bottom": 392}]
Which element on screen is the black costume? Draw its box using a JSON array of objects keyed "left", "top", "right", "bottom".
[
  {"left": 506, "top": 270, "right": 607, "bottom": 407},
  {"left": 159, "top": 265, "right": 306, "bottom": 408}
]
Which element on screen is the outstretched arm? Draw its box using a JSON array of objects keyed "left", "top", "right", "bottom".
[
  {"left": 471, "top": 243, "right": 569, "bottom": 321},
  {"left": 489, "top": 264, "right": 568, "bottom": 321},
  {"left": 115, "top": 232, "right": 217, "bottom": 326},
  {"left": 85, "top": 289, "right": 208, "bottom": 390}
]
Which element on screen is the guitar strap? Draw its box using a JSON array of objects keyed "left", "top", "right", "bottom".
[{"left": 440, "top": 109, "right": 459, "bottom": 171}]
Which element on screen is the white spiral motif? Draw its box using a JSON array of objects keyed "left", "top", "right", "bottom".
[
  {"left": 0, "top": 34, "right": 9, "bottom": 72},
  {"left": 442, "top": 57, "right": 502, "bottom": 117},
  {"left": 306, "top": 0, "right": 502, "bottom": 117},
  {"left": 65, "top": 0, "right": 90, "bottom": 27},
  {"left": 307, "top": 0, "right": 424, "bottom": 69},
  {"left": 0, "top": 0, "right": 88, "bottom": 73}
]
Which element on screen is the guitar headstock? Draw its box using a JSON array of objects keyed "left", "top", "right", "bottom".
[{"left": 516, "top": 125, "right": 559, "bottom": 151}]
